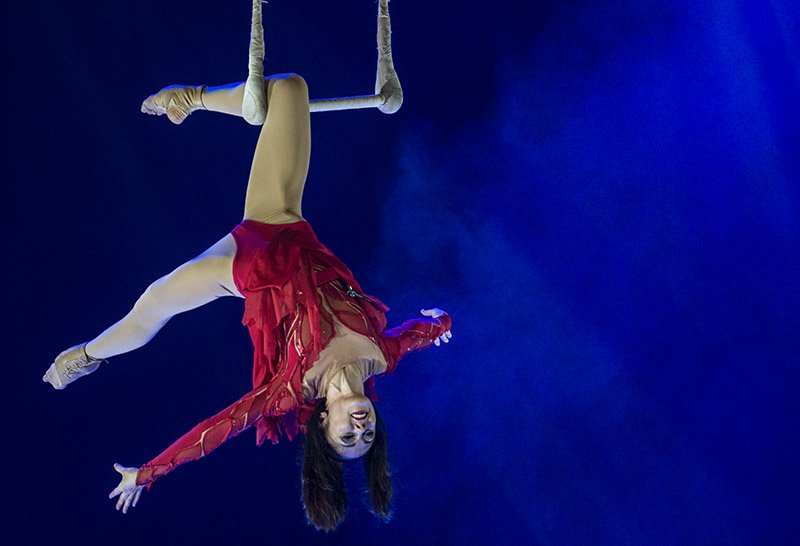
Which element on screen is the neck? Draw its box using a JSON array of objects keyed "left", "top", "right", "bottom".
[{"left": 324, "top": 365, "right": 365, "bottom": 402}]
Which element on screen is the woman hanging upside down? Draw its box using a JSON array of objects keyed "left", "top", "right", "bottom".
[{"left": 42, "top": 73, "right": 452, "bottom": 531}]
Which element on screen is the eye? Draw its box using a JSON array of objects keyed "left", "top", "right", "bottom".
[
  {"left": 363, "top": 430, "right": 375, "bottom": 442},
  {"left": 341, "top": 433, "right": 356, "bottom": 444}
]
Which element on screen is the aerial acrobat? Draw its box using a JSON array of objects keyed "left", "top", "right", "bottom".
[{"left": 42, "top": 0, "right": 452, "bottom": 532}]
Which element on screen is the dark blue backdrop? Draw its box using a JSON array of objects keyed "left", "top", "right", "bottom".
[{"left": 4, "top": 0, "right": 799, "bottom": 544}]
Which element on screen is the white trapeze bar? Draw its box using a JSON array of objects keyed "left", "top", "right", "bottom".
[
  {"left": 309, "top": 94, "right": 385, "bottom": 112},
  {"left": 243, "top": 0, "right": 402, "bottom": 124}
]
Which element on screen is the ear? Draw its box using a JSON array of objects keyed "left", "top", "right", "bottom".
[{"left": 319, "top": 410, "right": 328, "bottom": 423}]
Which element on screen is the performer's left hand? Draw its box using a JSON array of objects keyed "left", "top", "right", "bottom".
[
  {"left": 420, "top": 308, "right": 452, "bottom": 346},
  {"left": 109, "top": 463, "right": 144, "bottom": 514}
]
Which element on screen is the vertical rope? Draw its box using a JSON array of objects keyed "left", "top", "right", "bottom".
[
  {"left": 375, "top": 0, "right": 402, "bottom": 114},
  {"left": 243, "top": 0, "right": 267, "bottom": 125}
]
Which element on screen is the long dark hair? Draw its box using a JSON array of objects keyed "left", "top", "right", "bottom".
[{"left": 301, "top": 399, "right": 392, "bottom": 532}]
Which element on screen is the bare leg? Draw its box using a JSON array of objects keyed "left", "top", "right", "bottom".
[
  {"left": 140, "top": 75, "right": 312, "bottom": 222},
  {"left": 242, "top": 74, "right": 311, "bottom": 223},
  {"left": 44, "top": 235, "right": 240, "bottom": 389},
  {"left": 46, "top": 74, "right": 311, "bottom": 388},
  {"left": 139, "top": 82, "right": 250, "bottom": 122},
  {"left": 86, "top": 235, "right": 241, "bottom": 359},
  {"left": 140, "top": 75, "right": 299, "bottom": 122},
  {"left": 81, "top": 75, "right": 309, "bottom": 355},
  {"left": 200, "top": 82, "right": 249, "bottom": 117}
]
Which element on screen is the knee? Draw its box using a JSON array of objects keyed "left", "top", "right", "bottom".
[
  {"left": 270, "top": 73, "right": 308, "bottom": 99},
  {"left": 131, "top": 282, "right": 169, "bottom": 326}
]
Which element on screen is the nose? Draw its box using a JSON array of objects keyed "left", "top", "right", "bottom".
[{"left": 353, "top": 420, "right": 366, "bottom": 431}]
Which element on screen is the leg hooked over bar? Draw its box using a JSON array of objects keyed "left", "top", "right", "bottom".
[{"left": 244, "top": 0, "right": 403, "bottom": 117}]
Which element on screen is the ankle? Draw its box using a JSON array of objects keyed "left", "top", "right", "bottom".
[
  {"left": 83, "top": 341, "right": 103, "bottom": 361},
  {"left": 196, "top": 82, "right": 248, "bottom": 117},
  {"left": 195, "top": 85, "right": 208, "bottom": 110}
]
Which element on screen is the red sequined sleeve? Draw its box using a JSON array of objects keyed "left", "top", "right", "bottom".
[
  {"left": 381, "top": 313, "right": 452, "bottom": 374},
  {"left": 135, "top": 381, "right": 294, "bottom": 489}
]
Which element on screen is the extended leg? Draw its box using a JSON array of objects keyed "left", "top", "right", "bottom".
[
  {"left": 87, "top": 235, "right": 241, "bottom": 358},
  {"left": 43, "top": 235, "right": 240, "bottom": 389}
]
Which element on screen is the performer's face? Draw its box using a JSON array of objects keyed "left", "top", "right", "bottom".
[{"left": 321, "top": 395, "right": 376, "bottom": 459}]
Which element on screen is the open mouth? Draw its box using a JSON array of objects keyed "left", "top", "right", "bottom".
[{"left": 351, "top": 411, "right": 368, "bottom": 420}]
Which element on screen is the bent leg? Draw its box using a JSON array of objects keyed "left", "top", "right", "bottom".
[
  {"left": 140, "top": 75, "right": 311, "bottom": 224},
  {"left": 243, "top": 74, "right": 311, "bottom": 223},
  {"left": 84, "top": 234, "right": 241, "bottom": 359},
  {"left": 200, "top": 82, "right": 249, "bottom": 118},
  {"left": 140, "top": 80, "right": 257, "bottom": 122},
  {"left": 141, "top": 76, "right": 302, "bottom": 122}
]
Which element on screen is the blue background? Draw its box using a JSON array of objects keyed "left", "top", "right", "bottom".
[{"left": 4, "top": 0, "right": 799, "bottom": 543}]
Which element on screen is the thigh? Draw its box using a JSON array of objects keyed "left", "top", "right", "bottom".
[
  {"left": 243, "top": 74, "right": 311, "bottom": 223},
  {"left": 192, "top": 233, "right": 242, "bottom": 298},
  {"left": 142, "top": 234, "right": 242, "bottom": 322}
]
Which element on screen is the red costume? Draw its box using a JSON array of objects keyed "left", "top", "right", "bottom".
[{"left": 136, "top": 220, "right": 451, "bottom": 488}]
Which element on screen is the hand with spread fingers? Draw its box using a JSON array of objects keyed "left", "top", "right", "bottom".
[
  {"left": 109, "top": 463, "right": 144, "bottom": 514},
  {"left": 420, "top": 308, "right": 452, "bottom": 346}
]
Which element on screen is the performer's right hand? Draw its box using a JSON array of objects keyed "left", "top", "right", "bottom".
[{"left": 109, "top": 463, "right": 144, "bottom": 514}]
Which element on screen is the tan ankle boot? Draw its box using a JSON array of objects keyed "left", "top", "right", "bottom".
[
  {"left": 140, "top": 85, "right": 206, "bottom": 125},
  {"left": 43, "top": 343, "right": 104, "bottom": 390}
]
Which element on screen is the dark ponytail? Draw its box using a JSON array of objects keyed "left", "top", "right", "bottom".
[
  {"left": 301, "top": 401, "right": 346, "bottom": 532},
  {"left": 364, "top": 407, "right": 392, "bottom": 520},
  {"left": 300, "top": 400, "right": 393, "bottom": 531}
]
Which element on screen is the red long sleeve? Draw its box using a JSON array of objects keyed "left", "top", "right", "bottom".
[
  {"left": 135, "top": 381, "right": 298, "bottom": 488},
  {"left": 381, "top": 313, "right": 452, "bottom": 374}
]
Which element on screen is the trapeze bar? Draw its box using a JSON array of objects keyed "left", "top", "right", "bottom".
[{"left": 309, "top": 94, "right": 385, "bottom": 113}]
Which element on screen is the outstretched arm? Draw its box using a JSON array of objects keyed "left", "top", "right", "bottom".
[
  {"left": 134, "top": 383, "right": 273, "bottom": 489},
  {"left": 108, "top": 380, "right": 290, "bottom": 513},
  {"left": 43, "top": 235, "right": 240, "bottom": 389},
  {"left": 381, "top": 308, "right": 452, "bottom": 373}
]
